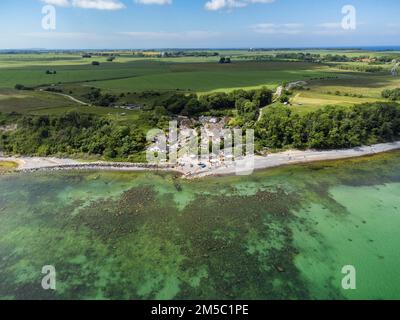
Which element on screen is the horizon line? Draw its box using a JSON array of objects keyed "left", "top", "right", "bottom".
[{"left": 1, "top": 45, "right": 400, "bottom": 52}]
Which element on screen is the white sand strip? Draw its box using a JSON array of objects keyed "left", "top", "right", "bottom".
[
  {"left": 1, "top": 141, "right": 400, "bottom": 178},
  {"left": 0, "top": 156, "right": 183, "bottom": 174},
  {"left": 194, "top": 141, "right": 400, "bottom": 178}
]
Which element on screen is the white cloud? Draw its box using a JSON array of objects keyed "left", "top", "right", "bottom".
[
  {"left": 205, "top": 0, "right": 245, "bottom": 11},
  {"left": 40, "top": 0, "right": 126, "bottom": 10},
  {"left": 135, "top": 0, "right": 172, "bottom": 4},
  {"left": 41, "top": 0, "right": 71, "bottom": 6},
  {"left": 205, "top": 0, "right": 274, "bottom": 11},
  {"left": 72, "top": 0, "right": 125, "bottom": 10},
  {"left": 252, "top": 23, "right": 304, "bottom": 35}
]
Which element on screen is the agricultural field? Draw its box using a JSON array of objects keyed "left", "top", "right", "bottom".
[
  {"left": 288, "top": 75, "right": 400, "bottom": 113},
  {"left": 0, "top": 54, "right": 338, "bottom": 92},
  {"left": 0, "top": 49, "right": 399, "bottom": 116},
  {"left": 87, "top": 61, "right": 339, "bottom": 93}
]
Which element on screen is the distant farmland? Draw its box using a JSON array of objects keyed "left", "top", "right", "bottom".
[
  {"left": 0, "top": 50, "right": 399, "bottom": 115},
  {"left": 0, "top": 54, "right": 341, "bottom": 93}
]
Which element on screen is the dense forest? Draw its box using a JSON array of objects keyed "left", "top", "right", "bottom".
[
  {"left": 256, "top": 102, "right": 400, "bottom": 149},
  {"left": 0, "top": 112, "right": 146, "bottom": 161},
  {"left": 1, "top": 99, "right": 399, "bottom": 160},
  {"left": 77, "top": 87, "right": 274, "bottom": 118},
  {"left": 0, "top": 88, "right": 274, "bottom": 160}
]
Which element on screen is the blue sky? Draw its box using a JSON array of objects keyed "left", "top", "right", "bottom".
[{"left": 0, "top": 0, "right": 399, "bottom": 49}]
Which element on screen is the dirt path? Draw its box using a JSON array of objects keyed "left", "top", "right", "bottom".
[{"left": 39, "top": 90, "right": 89, "bottom": 106}]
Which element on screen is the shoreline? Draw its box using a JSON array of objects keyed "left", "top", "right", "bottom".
[
  {"left": 0, "top": 157, "right": 185, "bottom": 175},
  {"left": 1, "top": 141, "right": 400, "bottom": 178},
  {"left": 196, "top": 141, "right": 400, "bottom": 178}
]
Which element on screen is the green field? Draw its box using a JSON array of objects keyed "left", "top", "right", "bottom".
[
  {"left": 0, "top": 89, "right": 79, "bottom": 113},
  {"left": 289, "top": 73, "right": 400, "bottom": 112},
  {"left": 0, "top": 50, "right": 399, "bottom": 116},
  {"left": 0, "top": 57, "right": 338, "bottom": 93},
  {"left": 0, "top": 88, "right": 146, "bottom": 126},
  {"left": 89, "top": 62, "right": 338, "bottom": 93}
]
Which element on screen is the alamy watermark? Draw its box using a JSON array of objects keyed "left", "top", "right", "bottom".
[
  {"left": 341, "top": 265, "right": 356, "bottom": 290},
  {"left": 41, "top": 265, "right": 57, "bottom": 290},
  {"left": 146, "top": 121, "right": 255, "bottom": 176},
  {"left": 42, "top": 5, "right": 56, "bottom": 30},
  {"left": 341, "top": 5, "right": 357, "bottom": 30}
]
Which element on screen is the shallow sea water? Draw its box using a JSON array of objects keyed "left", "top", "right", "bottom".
[{"left": 0, "top": 151, "right": 400, "bottom": 300}]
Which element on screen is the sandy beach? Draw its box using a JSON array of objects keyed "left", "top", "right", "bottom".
[
  {"left": 197, "top": 141, "right": 400, "bottom": 178},
  {"left": 0, "top": 156, "right": 184, "bottom": 174},
  {"left": 1, "top": 141, "right": 400, "bottom": 178}
]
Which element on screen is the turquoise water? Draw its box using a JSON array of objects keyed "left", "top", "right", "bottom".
[{"left": 0, "top": 152, "right": 400, "bottom": 300}]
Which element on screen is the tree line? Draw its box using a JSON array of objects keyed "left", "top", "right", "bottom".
[
  {"left": 0, "top": 112, "right": 146, "bottom": 161},
  {"left": 256, "top": 102, "right": 400, "bottom": 150},
  {"left": 152, "top": 87, "right": 273, "bottom": 118}
]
